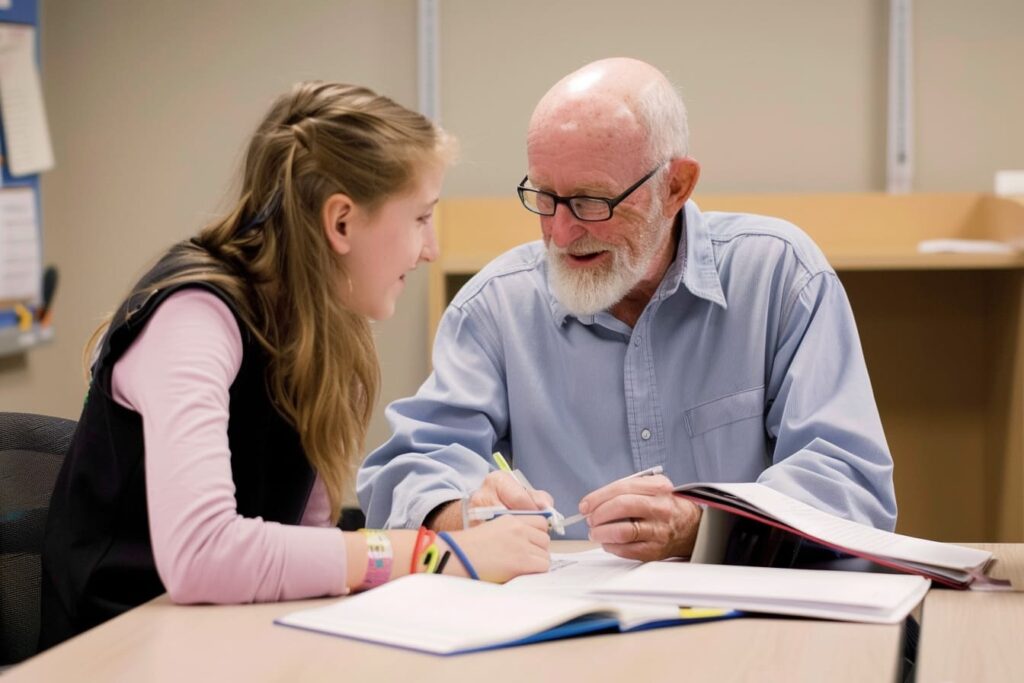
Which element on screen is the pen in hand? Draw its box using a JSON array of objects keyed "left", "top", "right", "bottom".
[
  {"left": 560, "top": 465, "right": 665, "bottom": 529},
  {"left": 490, "top": 451, "right": 566, "bottom": 534},
  {"left": 491, "top": 451, "right": 546, "bottom": 510}
]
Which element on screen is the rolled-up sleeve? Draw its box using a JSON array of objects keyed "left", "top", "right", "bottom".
[{"left": 759, "top": 271, "right": 897, "bottom": 530}]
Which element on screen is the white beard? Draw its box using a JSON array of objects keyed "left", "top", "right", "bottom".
[
  {"left": 546, "top": 212, "right": 665, "bottom": 317},
  {"left": 548, "top": 248, "right": 639, "bottom": 316}
]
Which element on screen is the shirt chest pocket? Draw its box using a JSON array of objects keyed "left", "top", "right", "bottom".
[{"left": 684, "top": 386, "right": 768, "bottom": 482}]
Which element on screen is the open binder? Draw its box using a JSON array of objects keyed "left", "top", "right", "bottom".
[{"left": 677, "top": 482, "right": 1011, "bottom": 590}]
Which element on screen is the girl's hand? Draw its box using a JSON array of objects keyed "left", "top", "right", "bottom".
[{"left": 444, "top": 514, "right": 550, "bottom": 582}]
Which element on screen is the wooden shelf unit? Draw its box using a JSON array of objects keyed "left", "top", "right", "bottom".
[{"left": 429, "top": 193, "right": 1024, "bottom": 542}]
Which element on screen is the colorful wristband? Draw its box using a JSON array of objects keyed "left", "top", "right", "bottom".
[
  {"left": 437, "top": 531, "right": 479, "bottom": 580},
  {"left": 420, "top": 543, "right": 441, "bottom": 574},
  {"left": 358, "top": 529, "right": 393, "bottom": 590},
  {"left": 434, "top": 550, "right": 452, "bottom": 574},
  {"left": 411, "top": 526, "right": 437, "bottom": 574}
]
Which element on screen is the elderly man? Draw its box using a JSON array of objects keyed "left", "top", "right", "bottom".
[{"left": 358, "top": 58, "right": 896, "bottom": 560}]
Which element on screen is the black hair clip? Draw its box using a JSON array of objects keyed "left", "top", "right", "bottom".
[{"left": 239, "top": 191, "right": 282, "bottom": 233}]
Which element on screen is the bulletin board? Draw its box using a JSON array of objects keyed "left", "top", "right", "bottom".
[{"left": 0, "top": 0, "right": 55, "bottom": 357}]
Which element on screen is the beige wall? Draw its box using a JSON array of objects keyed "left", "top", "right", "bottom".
[
  {"left": 2, "top": 1, "right": 1024, "bottom": 485},
  {"left": 1, "top": 0, "right": 424, "bottom": 466},
  {"left": 442, "top": 0, "right": 888, "bottom": 194},
  {"left": 915, "top": 0, "right": 1024, "bottom": 190},
  {"left": 441, "top": 0, "right": 1022, "bottom": 196}
]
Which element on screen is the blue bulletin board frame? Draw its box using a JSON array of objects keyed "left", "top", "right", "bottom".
[{"left": 0, "top": 0, "right": 50, "bottom": 357}]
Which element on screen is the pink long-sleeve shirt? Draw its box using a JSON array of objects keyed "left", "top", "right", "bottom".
[{"left": 111, "top": 288, "right": 349, "bottom": 603}]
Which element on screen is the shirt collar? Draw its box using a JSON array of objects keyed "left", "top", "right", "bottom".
[
  {"left": 675, "top": 199, "right": 728, "bottom": 308},
  {"left": 549, "top": 199, "right": 728, "bottom": 326}
]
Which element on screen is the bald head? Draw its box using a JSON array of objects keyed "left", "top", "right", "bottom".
[
  {"left": 534, "top": 58, "right": 669, "bottom": 117},
  {"left": 524, "top": 59, "right": 699, "bottom": 324},
  {"left": 528, "top": 58, "right": 689, "bottom": 169}
]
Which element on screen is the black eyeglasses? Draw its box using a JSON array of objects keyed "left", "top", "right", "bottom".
[{"left": 517, "top": 163, "right": 665, "bottom": 222}]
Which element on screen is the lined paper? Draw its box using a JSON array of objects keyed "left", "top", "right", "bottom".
[{"left": 0, "top": 186, "right": 40, "bottom": 301}]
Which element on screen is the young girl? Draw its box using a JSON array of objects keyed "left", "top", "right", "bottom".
[{"left": 39, "top": 82, "right": 550, "bottom": 648}]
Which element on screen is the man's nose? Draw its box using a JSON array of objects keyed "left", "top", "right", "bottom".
[{"left": 543, "top": 203, "right": 585, "bottom": 249}]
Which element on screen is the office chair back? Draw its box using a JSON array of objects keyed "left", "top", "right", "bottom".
[{"left": 0, "top": 412, "right": 76, "bottom": 666}]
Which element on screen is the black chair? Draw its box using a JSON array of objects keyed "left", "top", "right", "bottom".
[
  {"left": 0, "top": 412, "right": 76, "bottom": 667},
  {"left": 339, "top": 506, "right": 366, "bottom": 531}
]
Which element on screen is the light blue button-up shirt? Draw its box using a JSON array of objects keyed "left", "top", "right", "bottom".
[{"left": 358, "top": 201, "right": 897, "bottom": 537}]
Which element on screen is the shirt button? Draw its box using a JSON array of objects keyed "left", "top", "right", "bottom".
[
  {"left": 640, "top": 428, "right": 652, "bottom": 441},
  {"left": 633, "top": 336, "right": 641, "bottom": 347}
]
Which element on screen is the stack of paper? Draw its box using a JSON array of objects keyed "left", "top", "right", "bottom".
[
  {"left": 590, "top": 561, "right": 929, "bottom": 624},
  {"left": 507, "top": 547, "right": 929, "bottom": 624}
]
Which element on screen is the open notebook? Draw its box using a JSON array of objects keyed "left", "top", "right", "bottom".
[
  {"left": 677, "top": 482, "right": 1010, "bottom": 590},
  {"left": 275, "top": 572, "right": 728, "bottom": 656}
]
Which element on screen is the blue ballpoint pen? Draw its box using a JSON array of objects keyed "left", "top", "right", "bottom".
[
  {"left": 465, "top": 506, "right": 556, "bottom": 522},
  {"left": 491, "top": 452, "right": 566, "bottom": 534}
]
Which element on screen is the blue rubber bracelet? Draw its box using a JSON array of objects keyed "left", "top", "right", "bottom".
[{"left": 437, "top": 531, "right": 479, "bottom": 580}]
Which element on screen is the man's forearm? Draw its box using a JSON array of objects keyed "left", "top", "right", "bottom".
[{"left": 423, "top": 499, "right": 464, "bottom": 531}]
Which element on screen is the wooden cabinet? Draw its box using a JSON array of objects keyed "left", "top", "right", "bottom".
[{"left": 428, "top": 193, "right": 1024, "bottom": 542}]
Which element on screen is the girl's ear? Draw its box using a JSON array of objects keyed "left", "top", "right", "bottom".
[{"left": 322, "top": 193, "right": 356, "bottom": 255}]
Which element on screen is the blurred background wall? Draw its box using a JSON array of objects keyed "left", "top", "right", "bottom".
[{"left": 2, "top": 0, "right": 1022, "bottom": 500}]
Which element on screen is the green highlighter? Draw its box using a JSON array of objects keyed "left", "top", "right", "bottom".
[{"left": 490, "top": 452, "right": 566, "bottom": 535}]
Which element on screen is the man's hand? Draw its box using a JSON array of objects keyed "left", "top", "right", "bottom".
[
  {"left": 579, "top": 474, "right": 702, "bottom": 561},
  {"left": 424, "top": 471, "right": 555, "bottom": 531},
  {"left": 468, "top": 471, "right": 555, "bottom": 513}
]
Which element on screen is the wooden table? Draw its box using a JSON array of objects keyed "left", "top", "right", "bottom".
[
  {"left": 4, "top": 606, "right": 903, "bottom": 683},
  {"left": 4, "top": 542, "right": 919, "bottom": 683},
  {"left": 916, "top": 543, "right": 1024, "bottom": 682}
]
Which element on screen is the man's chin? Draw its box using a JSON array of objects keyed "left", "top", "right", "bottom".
[{"left": 549, "top": 276, "right": 627, "bottom": 317}]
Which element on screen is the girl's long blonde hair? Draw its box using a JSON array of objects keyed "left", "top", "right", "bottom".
[{"left": 87, "top": 82, "right": 453, "bottom": 521}]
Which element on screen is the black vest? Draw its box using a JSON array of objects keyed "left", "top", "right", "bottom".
[{"left": 39, "top": 246, "right": 315, "bottom": 649}]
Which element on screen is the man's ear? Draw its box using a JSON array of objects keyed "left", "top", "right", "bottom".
[
  {"left": 322, "top": 193, "right": 355, "bottom": 255},
  {"left": 663, "top": 157, "right": 701, "bottom": 218}
]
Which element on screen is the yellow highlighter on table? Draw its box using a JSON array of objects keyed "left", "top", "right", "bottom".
[{"left": 490, "top": 452, "right": 567, "bottom": 535}]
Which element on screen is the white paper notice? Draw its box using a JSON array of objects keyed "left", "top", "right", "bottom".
[
  {"left": 0, "top": 187, "right": 41, "bottom": 301},
  {"left": 0, "top": 25, "right": 55, "bottom": 176}
]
